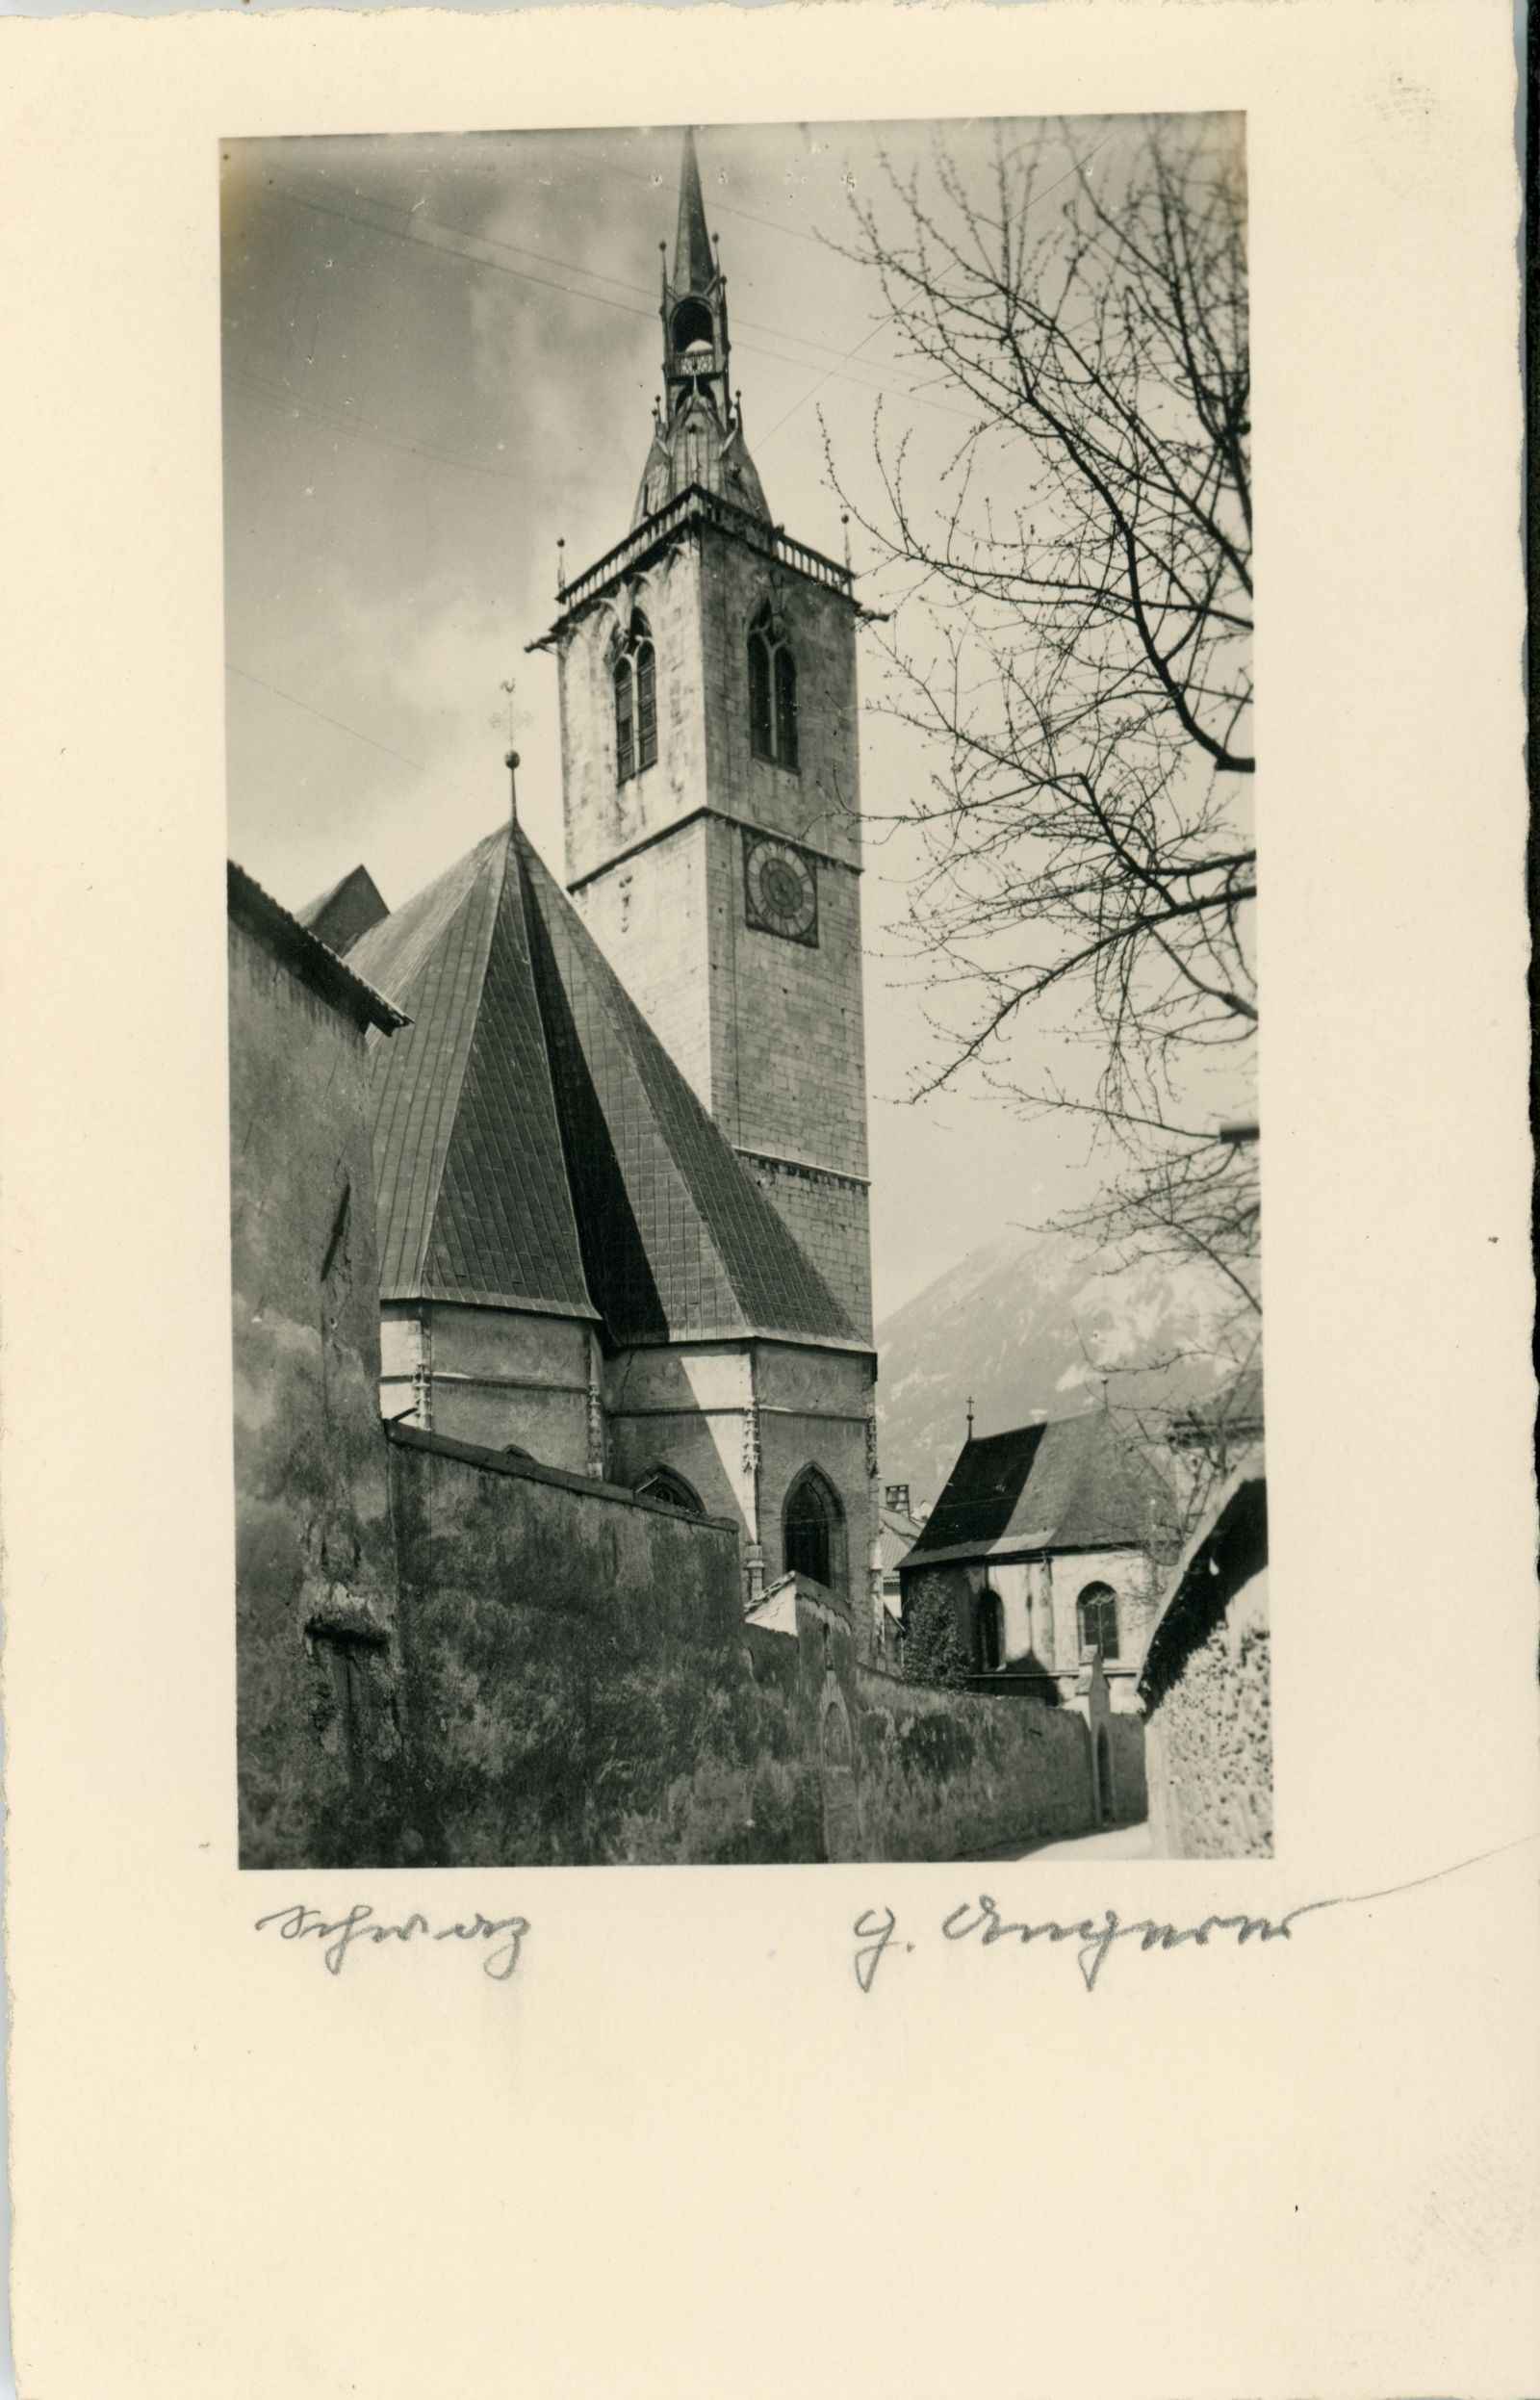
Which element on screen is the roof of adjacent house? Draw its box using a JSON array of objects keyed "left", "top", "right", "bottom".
[
  {"left": 343, "top": 822, "right": 861, "bottom": 1353},
  {"left": 297, "top": 863, "right": 390, "bottom": 957},
  {"left": 228, "top": 861, "right": 407, "bottom": 1037},
  {"left": 878, "top": 1503, "right": 924, "bottom": 1580},
  {"left": 900, "top": 1409, "right": 1176, "bottom": 1569}
]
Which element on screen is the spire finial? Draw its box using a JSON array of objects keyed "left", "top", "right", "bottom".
[
  {"left": 500, "top": 678, "right": 520, "bottom": 825},
  {"left": 674, "top": 125, "right": 715, "bottom": 293},
  {"left": 555, "top": 535, "right": 566, "bottom": 597},
  {"left": 965, "top": 1394, "right": 975, "bottom": 1441}
]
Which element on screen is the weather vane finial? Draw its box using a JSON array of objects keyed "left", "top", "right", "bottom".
[
  {"left": 500, "top": 678, "right": 520, "bottom": 825},
  {"left": 965, "top": 1394, "right": 975, "bottom": 1441}
]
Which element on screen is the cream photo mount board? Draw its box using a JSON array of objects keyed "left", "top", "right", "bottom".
[{"left": 1, "top": 6, "right": 1535, "bottom": 2399}]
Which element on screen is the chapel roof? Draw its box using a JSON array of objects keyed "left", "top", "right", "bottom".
[
  {"left": 342, "top": 821, "right": 861, "bottom": 1354},
  {"left": 901, "top": 1410, "right": 1176, "bottom": 1568}
]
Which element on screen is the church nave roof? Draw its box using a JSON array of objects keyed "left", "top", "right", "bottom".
[{"left": 342, "top": 821, "right": 860, "bottom": 1354}]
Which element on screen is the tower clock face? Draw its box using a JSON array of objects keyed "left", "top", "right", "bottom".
[{"left": 743, "top": 833, "right": 819, "bottom": 946}]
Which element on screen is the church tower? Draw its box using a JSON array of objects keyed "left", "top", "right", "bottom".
[{"left": 543, "top": 128, "right": 873, "bottom": 1338}]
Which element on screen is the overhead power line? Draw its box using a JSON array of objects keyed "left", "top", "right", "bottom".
[
  {"left": 226, "top": 659, "right": 481, "bottom": 797},
  {"left": 253, "top": 178, "right": 975, "bottom": 426}
]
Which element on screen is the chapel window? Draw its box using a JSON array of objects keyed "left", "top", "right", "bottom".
[
  {"left": 1076, "top": 1581, "right": 1120, "bottom": 1663},
  {"left": 614, "top": 610, "right": 657, "bottom": 783},
  {"left": 976, "top": 1587, "right": 1004, "bottom": 1672},
  {"left": 634, "top": 1467, "right": 704, "bottom": 1517},
  {"left": 783, "top": 1467, "right": 842, "bottom": 1591},
  {"left": 748, "top": 602, "right": 798, "bottom": 770}
]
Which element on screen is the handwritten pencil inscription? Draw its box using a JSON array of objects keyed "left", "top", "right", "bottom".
[
  {"left": 256, "top": 1901, "right": 529, "bottom": 1983},
  {"left": 852, "top": 1838, "right": 1537, "bottom": 1995}
]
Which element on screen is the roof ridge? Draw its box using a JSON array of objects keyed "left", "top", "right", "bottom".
[
  {"left": 368, "top": 841, "right": 507, "bottom": 1297},
  {"left": 514, "top": 835, "right": 751, "bottom": 1323}
]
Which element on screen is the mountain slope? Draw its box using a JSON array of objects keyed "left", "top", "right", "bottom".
[{"left": 875, "top": 1226, "right": 1253, "bottom": 1512}]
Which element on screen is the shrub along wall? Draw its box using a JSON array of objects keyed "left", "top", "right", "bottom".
[{"left": 855, "top": 1666, "right": 1097, "bottom": 1862}]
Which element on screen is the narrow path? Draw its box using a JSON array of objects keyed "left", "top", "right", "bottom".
[{"left": 960, "top": 1819, "right": 1154, "bottom": 1865}]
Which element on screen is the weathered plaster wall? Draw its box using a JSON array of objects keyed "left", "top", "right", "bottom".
[
  {"left": 1046, "top": 1546, "right": 1160, "bottom": 1710},
  {"left": 604, "top": 1342, "right": 755, "bottom": 1526},
  {"left": 1145, "top": 1567, "right": 1271, "bottom": 1858},
  {"left": 904, "top": 1547, "right": 1158, "bottom": 1697},
  {"left": 230, "top": 915, "right": 402, "bottom": 1871},
  {"left": 1102, "top": 1711, "right": 1149, "bottom": 1824},
  {"left": 380, "top": 1301, "right": 598, "bottom": 1471},
  {"left": 384, "top": 1429, "right": 856, "bottom": 1866},
  {"left": 855, "top": 1668, "right": 1096, "bottom": 1862}
]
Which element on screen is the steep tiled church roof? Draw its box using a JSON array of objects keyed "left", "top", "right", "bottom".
[
  {"left": 903, "top": 1411, "right": 1175, "bottom": 1567},
  {"left": 344, "top": 823, "right": 860, "bottom": 1353}
]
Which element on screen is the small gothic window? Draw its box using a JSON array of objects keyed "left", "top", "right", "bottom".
[
  {"left": 1077, "top": 1581, "right": 1120, "bottom": 1663},
  {"left": 634, "top": 1467, "right": 704, "bottom": 1517},
  {"left": 783, "top": 1467, "right": 842, "bottom": 1590},
  {"left": 748, "top": 603, "right": 798, "bottom": 770},
  {"left": 976, "top": 1587, "right": 1004, "bottom": 1672},
  {"left": 614, "top": 610, "right": 656, "bottom": 782}
]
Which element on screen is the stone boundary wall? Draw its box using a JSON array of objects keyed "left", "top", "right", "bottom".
[
  {"left": 380, "top": 1430, "right": 842, "bottom": 1866},
  {"left": 854, "top": 1666, "right": 1097, "bottom": 1862},
  {"left": 278, "top": 1426, "right": 1111, "bottom": 1870},
  {"left": 1145, "top": 1570, "right": 1271, "bottom": 1858}
]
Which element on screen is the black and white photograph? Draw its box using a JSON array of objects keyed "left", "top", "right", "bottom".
[
  {"left": 225, "top": 113, "right": 1264, "bottom": 1871},
  {"left": 5, "top": 7, "right": 1534, "bottom": 2397}
]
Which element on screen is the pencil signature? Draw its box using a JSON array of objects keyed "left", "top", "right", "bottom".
[
  {"left": 255, "top": 1901, "right": 529, "bottom": 1983},
  {"left": 851, "top": 1834, "right": 1539, "bottom": 1996}
]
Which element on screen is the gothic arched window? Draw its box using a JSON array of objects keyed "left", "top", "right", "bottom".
[
  {"left": 976, "top": 1587, "right": 1004, "bottom": 1672},
  {"left": 748, "top": 603, "right": 798, "bottom": 770},
  {"left": 1077, "top": 1581, "right": 1120, "bottom": 1663},
  {"left": 634, "top": 1466, "right": 704, "bottom": 1517},
  {"left": 614, "top": 609, "right": 657, "bottom": 783},
  {"left": 783, "top": 1466, "right": 843, "bottom": 1591}
]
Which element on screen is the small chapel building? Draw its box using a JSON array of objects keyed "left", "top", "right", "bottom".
[
  {"left": 896, "top": 1409, "right": 1177, "bottom": 1713},
  {"left": 303, "top": 129, "right": 883, "bottom": 1635}
]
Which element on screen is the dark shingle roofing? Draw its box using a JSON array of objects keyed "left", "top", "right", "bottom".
[
  {"left": 297, "top": 864, "right": 389, "bottom": 956},
  {"left": 345, "top": 822, "right": 860, "bottom": 1352},
  {"left": 902, "top": 1410, "right": 1174, "bottom": 1568}
]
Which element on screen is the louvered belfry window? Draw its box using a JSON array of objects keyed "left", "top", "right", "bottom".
[
  {"left": 749, "top": 602, "right": 798, "bottom": 770},
  {"left": 614, "top": 609, "right": 656, "bottom": 782}
]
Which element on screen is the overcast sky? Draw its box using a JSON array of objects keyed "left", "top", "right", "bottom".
[{"left": 221, "top": 116, "right": 1250, "bottom": 1320}]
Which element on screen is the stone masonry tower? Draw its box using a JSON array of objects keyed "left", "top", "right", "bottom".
[{"left": 543, "top": 128, "right": 873, "bottom": 1337}]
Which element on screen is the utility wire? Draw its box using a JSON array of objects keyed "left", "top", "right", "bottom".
[
  {"left": 254, "top": 178, "right": 973, "bottom": 425},
  {"left": 226, "top": 659, "right": 481, "bottom": 796}
]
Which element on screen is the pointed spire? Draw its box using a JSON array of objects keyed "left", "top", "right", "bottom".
[
  {"left": 630, "top": 126, "right": 771, "bottom": 529},
  {"left": 674, "top": 126, "right": 715, "bottom": 293}
]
